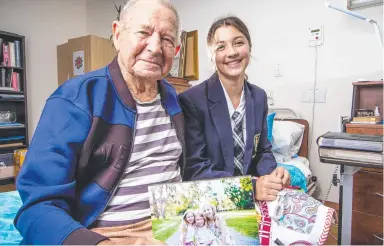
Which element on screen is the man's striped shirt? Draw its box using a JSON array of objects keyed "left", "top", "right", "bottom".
[{"left": 94, "top": 94, "right": 181, "bottom": 227}]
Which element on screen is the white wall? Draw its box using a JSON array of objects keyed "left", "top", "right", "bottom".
[
  {"left": 86, "top": 0, "right": 127, "bottom": 39},
  {"left": 0, "top": 0, "right": 87, "bottom": 138},
  {"left": 171, "top": 0, "right": 383, "bottom": 202}
]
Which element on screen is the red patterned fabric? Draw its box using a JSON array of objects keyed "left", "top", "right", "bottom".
[{"left": 257, "top": 201, "right": 271, "bottom": 245}]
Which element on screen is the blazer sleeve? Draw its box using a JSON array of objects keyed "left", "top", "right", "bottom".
[
  {"left": 251, "top": 92, "right": 277, "bottom": 177},
  {"left": 179, "top": 93, "right": 232, "bottom": 180},
  {"left": 14, "top": 97, "right": 107, "bottom": 245}
]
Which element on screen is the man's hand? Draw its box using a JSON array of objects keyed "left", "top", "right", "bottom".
[{"left": 272, "top": 166, "right": 290, "bottom": 187}]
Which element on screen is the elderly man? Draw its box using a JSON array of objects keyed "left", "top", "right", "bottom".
[{"left": 14, "top": 0, "right": 183, "bottom": 245}]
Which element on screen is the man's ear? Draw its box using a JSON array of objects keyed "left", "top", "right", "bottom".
[{"left": 112, "top": 21, "right": 121, "bottom": 52}]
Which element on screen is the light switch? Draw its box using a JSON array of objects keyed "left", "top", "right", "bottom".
[
  {"left": 301, "top": 88, "right": 314, "bottom": 103},
  {"left": 315, "top": 87, "right": 327, "bottom": 103},
  {"left": 301, "top": 86, "right": 327, "bottom": 103}
]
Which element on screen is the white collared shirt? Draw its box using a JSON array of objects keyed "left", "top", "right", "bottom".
[{"left": 219, "top": 80, "right": 247, "bottom": 144}]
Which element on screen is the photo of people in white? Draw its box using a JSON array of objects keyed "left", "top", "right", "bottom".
[{"left": 179, "top": 204, "right": 235, "bottom": 246}]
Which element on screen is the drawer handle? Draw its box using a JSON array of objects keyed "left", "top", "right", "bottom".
[
  {"left": 373, "top": 234, "right": 383, "bottom": 241},
  {"left": 375, "top": 192, "right": 384, "bottom": 197}
]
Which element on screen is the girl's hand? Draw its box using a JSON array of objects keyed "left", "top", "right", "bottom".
[
  {"left": 255, "top": 174, "right": 283, "bottom": 201},
  {"left": 273, "top": 167, "right": 290, "bottom": 186}
]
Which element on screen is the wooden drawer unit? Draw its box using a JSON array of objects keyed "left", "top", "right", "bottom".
[
  {"left": 351, "top": 168, "right": 383, "bottom": 245},
  {"left": 346, "top": 81, "right": 384, "bottom": 245},
  {"left": 353, "top": 170, "right": 383, "bottom": 217},
  {"left": 351, "top": 211, "right": 384, "bottom": 245}
]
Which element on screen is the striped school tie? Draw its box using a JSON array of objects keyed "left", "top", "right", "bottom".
[{"left": 232, "top": 111, "right": 245, "bottom": 175}]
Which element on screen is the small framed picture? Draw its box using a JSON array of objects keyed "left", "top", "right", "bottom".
[
  {"left": 73, "top": 50, "right": 85, "bottom": 76},
  {"left": 169, "top": 31, "right": 187, "bottom": 78},
  {"left": 184, "top": 30, "right": 199, "bottom": 81}
]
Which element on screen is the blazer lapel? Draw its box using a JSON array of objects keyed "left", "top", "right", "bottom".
[
  {"left": 207, "top": 74, "right": 234, "bottom": 174},
  {"left": 243, "top": 82, "right": 256, "bottom": 174}
]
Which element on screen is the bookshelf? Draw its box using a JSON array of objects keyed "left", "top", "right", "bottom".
[{"left": 0, "top": 30, "right": 28, "bottom": 183}]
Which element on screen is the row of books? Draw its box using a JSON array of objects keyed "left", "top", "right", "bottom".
[
  {"left": 350, "top": 116, "right": 382, "bottom": 124},
  {"left": 0, "top": 122, "right": 25, "bottom": 129},
  {"left": 317, "top": 132, "right": 383, "bottom": 166},
  {"left": 0, "top": 38, "right": 21, "bottom": 68},
  {"left": 0, "top": 135, "right": 25, "bottom": 150},
  {"left": 0, "top": 94, "right": 24, "bottom": 100},
  {"left": 0, "top": 68, "right": 21, "bottom": 91}
]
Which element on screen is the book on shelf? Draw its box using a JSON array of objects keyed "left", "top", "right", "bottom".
[
  {"left": 0, "top": 68, "right": 5, "bottom": 87},
  {"left": 14, "top": 40, "right": 21, "bottom": 68},
  {"left": 0, "top": 142, "right": 24, "bottom": 149},
  {"left": 350, "top": 116, "right": 382, "bottom": 124},
  {"left": 320, "top": 156, "right": 383, "bottom": 168},
  {"left": 0, "top": 94, "right": 24, "bottom": 99},
  {"left": 0, "top": 39, "right": 21, "bottom": 68},
  {"left": 9, "top": 42, "right": 15, "bottom": 67},
  {"left": 0, "top": 67, "right": 21, "bottom": 92},
  {"left": 0, "top": 38, "right": 3, "bottom": 63},
  {"left": 318, "top": 147, "right": 383, "bottom": 165},
  {"left": 2, "top": 42, "right": 10, "bottom": 66},
  {"left": 317, "top": 131, "right": 383, "bottom": 152},
  {"left": 0, "top": 135, "right": 25, "bottom": 143},
  {"left": 14, "top": 148, "right": 27, "bottom": 178},
  {"left": 0, "top": 123, "right": 25, "bottom": 129}
]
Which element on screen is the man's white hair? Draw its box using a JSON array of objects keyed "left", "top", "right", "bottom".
[{"left": 119, "top": 0, "right": 181, "bottom": 44}]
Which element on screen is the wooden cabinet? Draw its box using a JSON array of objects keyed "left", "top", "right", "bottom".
[
  {"left": 351, "top": 209, "right": 384, "bottom": 245},
  {"left": 352, "top": 170, "right": 383, "bottom": 217},
  {"left": 348, "top": 81, "right": 383, "bottom": 245},
  {"left": 350, "top": 81, "right": 383, "bottom": 123},
  {"left": 57, "top": 35, "right": 117, "bottom": 86},
  {"left": 351, "top": 168, "right": 384, "bottom": 245}
]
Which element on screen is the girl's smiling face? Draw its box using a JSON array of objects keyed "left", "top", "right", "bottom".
[
  {"left": 202, "top": 205, "right": 214, "bottom": 219},
  {"left": 211, "top": 25, "right": 250, "bottom": 80},
  {"left": 195, "top": 214, "right": 205, "bottom": 227},
  {"left": 185, "top": 212, "right": 195, "bottom": 224}
]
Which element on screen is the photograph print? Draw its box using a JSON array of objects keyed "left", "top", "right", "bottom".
[{"left": 148, "top": 176, "right": 260, "bottom": 245}]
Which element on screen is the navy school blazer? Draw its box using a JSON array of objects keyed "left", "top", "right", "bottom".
[{"left": 179, "top": 73, "right": 277, "bottom": 181}]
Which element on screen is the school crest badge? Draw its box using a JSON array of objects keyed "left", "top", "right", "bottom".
[{"left": 252, "top": 133, "right": 261, "bottom": 158}]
